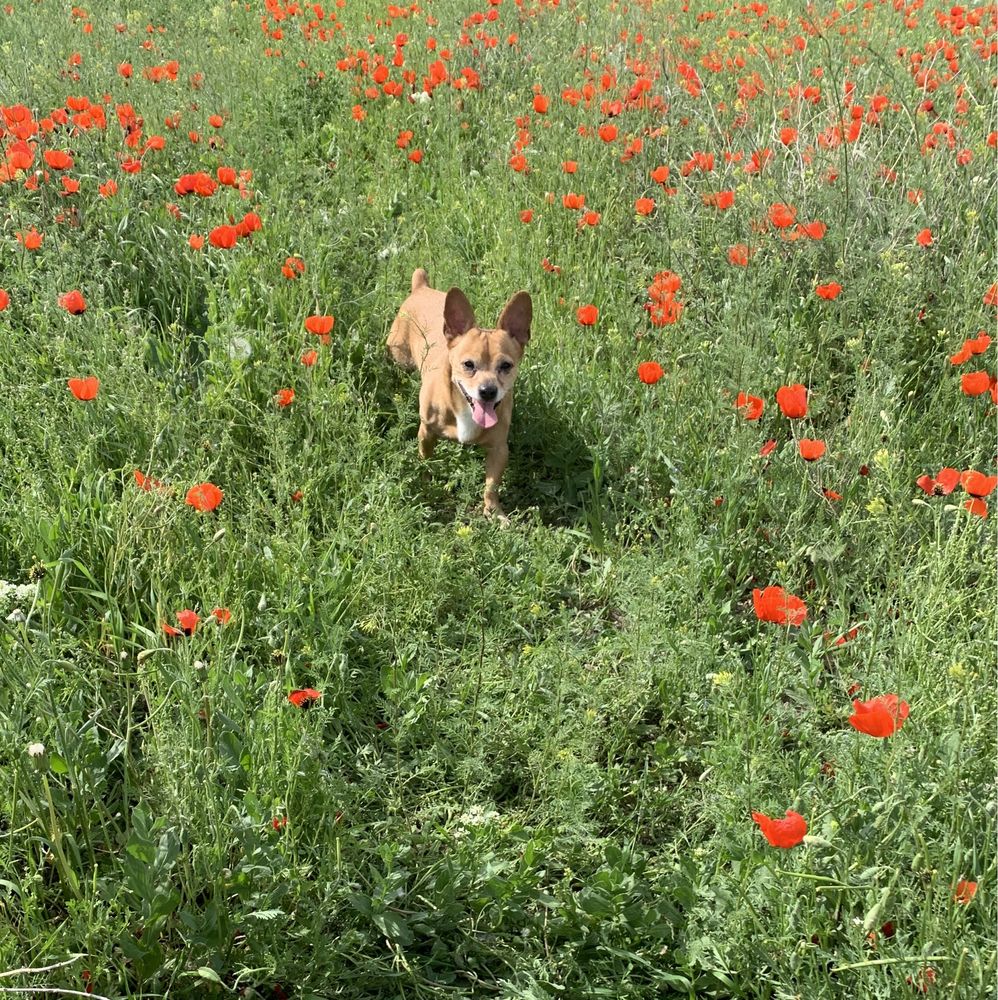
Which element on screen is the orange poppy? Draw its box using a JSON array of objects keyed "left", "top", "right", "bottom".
[
  {"left": 634, "top": 197, "right": 655, "bottom": 216},
  {"left": 208, "top": 225, "right": 238, "bottom": 249},
  {"left": 519, "top": 209, "right": 533, "bottom": 223},
  {"left": 59, "top": 290, "right": 87, "bottom": 314},
  {"left": 736, "top": 392, "right": 764, "bottom": 420},
  {"left": 275, "top": 388, "right": 295, "bottom": 407},
  {"left": 798, "top": 438, "right": 826, "bottom": 461},
  {"left": 776, "top": 383, "right": 807, "bottom": 418},
  {"left": 849, "top": 694, "right": 909, "bottom": 738},
  {"left": 576, "top": 304, "right": 598, "bottom": 326},
  {"left": 964, "top": 498, "right": 988, "bottom": 518},
  {"left": 916, "top": 467, "right": 961, "bottom": 495},
  {"left": 211, "top": 607, "right": 232, "bottom": 624},
  {"left": 961, "top": 471, "right": 997, "bottom": 497},
  {"left": 0, "top": 289, "right": 9, "bottom": 311},
  {"left": 953, "top": 880, "right": 977, "bottom": 905},
  {"left": 768, "top": 203, "right": 796, "bottom": 228},
  {"left": 305, "top": 315, "right": 334, "bottom": 336},
  {"left": 189, "top": 234, "right": 204, "bottom": 250},
  {"left": 301, "top": 350, "right": 318, "bottom": 367},
  {"left": 961, "top": 371, "right": 991, "bottom": 396},
  {"left": 760, "top": 439, "right": 778, "bottom": 457},
  {"left": 67, "top": 376, "right": 99, "bottom": 400},
  {"left": 915, "top": 228, "right": 933, "bottom": 247},
  {"left": 637, "top": 361, "right": 664, "bottom": 385},
  {"left": 44, "top": 149, "right": 74, "bottom": 170},
  {"left": 289, "top": 688, "right": 321, "bottom": 708},
  {"left": 816, "top": 282, "right": 843, "bottom": 300},
  {"left": 15, "top": 228, "right": 43, "bottom": 250},
  {"left": 751, "top": 810, "right": 807, "bottom": 848},
  {"left": 185, "top": 482, "right": 224, "bottom": 512},
  {"left": 753, "top": 586, "right": 807, "bottom": 626}
]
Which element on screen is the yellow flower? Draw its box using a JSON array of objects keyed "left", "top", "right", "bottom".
[
  {"left": 711, "top": 671, "right": 734, "bottom": 688},
  {"left": 455, "top": 524, "right": 473, "bottom": 538},
  {"left": 948, "top": 662, "right": 967, "bottom": 679},
  {"left": 866, "top": 497, "right": 887, "bottom": 516}
]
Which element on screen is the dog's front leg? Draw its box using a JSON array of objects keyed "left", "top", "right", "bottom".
[
  {"left": 483, "top": 441, "right": 508, "bottom": 518},
  {"left": 418, "top": 422, "right": 437, "bottom": 460}
]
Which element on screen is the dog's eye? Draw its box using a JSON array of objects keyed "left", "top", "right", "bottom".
[
  {"left": 498, "top": 361, "right": 513, "bottom": 373},
  {"left": 462, "top": 360, "right": 475, "bottom": 372}
]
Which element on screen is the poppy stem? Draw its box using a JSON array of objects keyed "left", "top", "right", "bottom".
[{"left": 829, "top": 955, "right": 953, "bottom": 973}]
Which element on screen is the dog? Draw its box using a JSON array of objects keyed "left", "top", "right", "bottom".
[{"left": 387, "top": 268, "right": 532, "bottom": 517}]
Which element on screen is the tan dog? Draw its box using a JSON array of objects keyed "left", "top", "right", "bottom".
[{"left": 387, "top": 268, "right": 532, "bottom": 516}]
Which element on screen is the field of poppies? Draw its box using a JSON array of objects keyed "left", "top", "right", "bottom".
[{"left": 1, "top": 0, "right": 995, "bottom": 996}]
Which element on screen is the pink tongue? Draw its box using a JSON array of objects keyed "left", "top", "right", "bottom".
[{"left": 472, "top": 398, "right": 498, "bottom": 428}]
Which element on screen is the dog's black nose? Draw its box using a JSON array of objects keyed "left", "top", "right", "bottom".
[{"left": 479, "top": 383, "right": 498, "bottom": 402}]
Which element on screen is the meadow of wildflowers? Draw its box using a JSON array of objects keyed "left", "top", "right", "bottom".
[{"left": 0, "top": 0, "right": 995, "bottom": 996}]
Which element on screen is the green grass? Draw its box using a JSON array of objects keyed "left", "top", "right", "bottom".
[{"left": 0, "top": 0, "right": 995, "bottom": 996}]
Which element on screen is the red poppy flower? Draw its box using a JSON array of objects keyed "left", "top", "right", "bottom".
[
  {"left": 162, "top": 621, "right": 183, "bottom": 637},
  {"left": 751, "top": 809, "right": 807, "bottom": 848},
  {"left": 175, "top": 609, "right": 200, "bottom": 635},
  {"left": 532, "top": 94, "right": 549, "bottom": 114},
  {"left": 634, "top": 197, "right": 655, "bottom": 216},
  {"left": 59, "top": 290, "right": 87, "bottom": 314},
  {"left": 753, "top": 586, "right": 807, "bottom": 626},
  {"left": 849, "top": 694, "right": 910, "bottom": 738},
  {"left": 954, "top": 880, "right": 978, "bottom": 904},
  {"left": 211, "top": 607, "right": 232, "bottom": 624},
  {"left": 703, "top": 190, "right": 734, "bottom": 210},
  {"left": 961, "top": 371, "right": 991, "bottom": 396},
  {"left": 768, "top": 203, "right": 796, "bottom": 228},
  {"left": 916, "top": 467, "right": 961, "bottom": 496},
  {"left": 798, "top": 220, "right": 827, "bottom": 240},
  {"left": 275, "top": 388, "right": 295, "bottom": 407},
  {"left": 67, "top": 376, "right": 99, "bottom": 400},
  {"left": 185, "top": 482, "right": 224, "bottom": 512},
  {"left": 727, "top": 244, "right": 753, "bottom": 266},
  {"left": 407, "top": 149, "right": 423, "bottom": 164},
  {"left": 133, "top": 469, "right": 166, "bottom": 492},
  {"left": 44, "top": 149, "right": 74, "bottom": 170},
  {"left": 99, "top": 179, "right": 118, "bottom": 197},
  {"left": 597, "top": 123, "right": 618, "bottom": 142},
  {"left": 776, "top": 383, "right": 808, "bottom": 418},
  {"left": 301, "top": 350, "right": 318, "bottom": 367},
  {"left": 779, "top": 127, "right": 798, "bottom": 145},
  {"left": 288, "top": 687, "right": 321, "bottom": 708},
  {"left": 508, "top": 153, "right": 527, "bottom": 172},
  {"left": 208, "top": 225, "right": 238, "bottom": 249},
  {"left": 282, "top": 256, "right": 306, "bottom": 279},
  {"left": 189, "top": 234, "right": 204, "bottom": 250},
  {"left": 562, "top": 192, "right": 585, "bottom": 210},
  {"left": 984, "top": 283, "right": 998, "bottom": 307},
  {"left": 961, "top": 471, "right": 997, "bottom": 497},
  {"left": 816, "top": 282, "right": 843, "bottom": 300},
  {"left": 736, "top": 392, "right": 764, "bottom": 420},
  {"left": 915, "top": 228, "right": 933, "bottom": 247},
  {"left": 519, "top": 209, "right": 533, "bottom": 223},
  {"left": 637, "top": 361, "right": 664, "bottom": 385},
  {"left": 305, "top": 315, "right": 334, "bottom": 336},
  {"left": 798, "top": 438, "right": 826, "bottom": 461},
  {"left": 650, "top": 164, "right": 670, "bottom": 184},
  {"left": 760, "top": 439, "right": 778, "bottom": 457},
  {"left": 0, "top": 290, "right": 8, "bottom": 311},
  {"left": 576, "top": 304, "right": 598, "bottom": 326},
  {"left": 16, "top": 228, "right": 43, "bottom": 250},
  {"left": 964, "top": 498, "right": 988, "bottom": 518}
]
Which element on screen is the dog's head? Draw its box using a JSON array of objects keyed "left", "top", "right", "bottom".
[{"left": 443, "top": 288, "right": 532, "bottom": 430}]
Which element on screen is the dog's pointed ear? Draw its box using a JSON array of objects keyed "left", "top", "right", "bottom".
[
  {"left": 498, "top": 291, "right": 532, "bottom": 348},
  {"left": 443, "top": 288, "right": 476, "bottom": 342}
]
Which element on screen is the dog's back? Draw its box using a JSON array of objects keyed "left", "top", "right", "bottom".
[{"left": 387, "top": 268, "right": 447, "bottom": 372}]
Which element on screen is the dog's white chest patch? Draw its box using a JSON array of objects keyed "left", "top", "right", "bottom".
[{"left": 455, "top": 400, "right": 479, "bottom": 443}]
